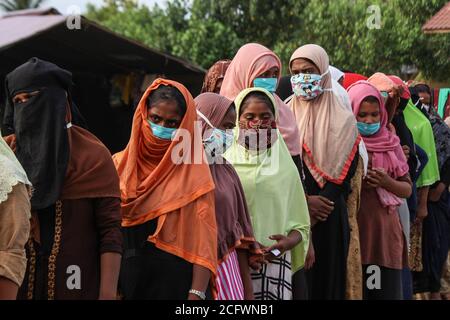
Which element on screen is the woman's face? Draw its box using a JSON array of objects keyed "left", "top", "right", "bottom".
[
  {"left": 148, "top": 100, "right": 183, "bottom": 129},
  {"left": 290, "top": 58, "right": 320, "bottom": 75},
  {"left": 257, "top": 66, "right": 280, "bottom": 79},
  {"left": 418, "top": 91, "right": 431, "bottom": 105},
  {"left": 12, "top": 91, "right": 40, "bottom": 104},
  {"left": 217, "top": 106, "right": 236, "bottom": 130},
  {"left": 357, "top": 100, "right": 381, "bottom": 124}
]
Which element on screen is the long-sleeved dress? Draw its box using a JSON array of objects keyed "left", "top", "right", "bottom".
[{"left": 18, "top": 197, "right": 122, "bottom": 300}]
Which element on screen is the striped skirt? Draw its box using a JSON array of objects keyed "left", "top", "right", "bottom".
[
  {"left": 251, "top": 251, "right": 292, "bottom": 300},
  {"left": 216, "top": 250, "right": 245, "bottom": 300}
]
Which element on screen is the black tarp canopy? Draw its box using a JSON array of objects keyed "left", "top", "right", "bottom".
[{"left": 0, "top": 8, "right": 205, "bottom": 152}]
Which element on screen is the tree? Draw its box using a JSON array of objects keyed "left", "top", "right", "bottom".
[
  {"left": 273, "top": 0, "right": 450, "bottom": 81},
  {"left": 86, "top": 0, "right": 187, "bottom": 55},
  {"left": 0, "top": 0, "right": 45, "bottom": 11},
  {"left": 87, "top": 0, "right": 450, "bottom": 81},
  {"left": 186, "top": 0, "right": 310, "bottom": 49},
  {"left": 170, "top": 1, "right": 241, "bottom": 68}
]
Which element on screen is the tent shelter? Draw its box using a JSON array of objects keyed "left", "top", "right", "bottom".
[{"left": 0, "top": 8, "right": 205, "bottom": 153}]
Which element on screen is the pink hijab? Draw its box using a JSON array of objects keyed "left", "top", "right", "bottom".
[
  {"left": 347, "top": 80, "right": 409, "bottom": 213},
  {"left": 388, "top": 75, "right": 411, "bottom": 100},
  {"left": 220, "top": 43, "right": 301, "bottom": 156}
]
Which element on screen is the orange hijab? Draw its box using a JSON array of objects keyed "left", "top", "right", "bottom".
[{"left": 113, "top": 78, "right": 218, "bottom": 275}]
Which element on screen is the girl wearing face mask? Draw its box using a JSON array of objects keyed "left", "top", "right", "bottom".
[
  {"left": 194, "top": 93, "right": 261, "bottom": 300},
  {"left": 113, "top": 79, "right": 218, "bottom": 300},
  {"left": 219, "top": 43, "right": 302, "bottom": 159},
  {"left": 224, "top": 88, "right": 310, "bottom": 300},
  {"left": 220, "top": 44, "right": 308, "bottom": 298},
  {"left": 288, "top": 44, "right": 361, "bottom": 300},
  {"left": 348, "top": 80, "right": 412, "bottom": 300},
  {"left": 367, "top": 74, "right": 420, "bottom": 300}
]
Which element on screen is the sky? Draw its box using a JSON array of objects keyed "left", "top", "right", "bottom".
[{"left": 45, "top": 0, "right": 163, "bottom": 13}]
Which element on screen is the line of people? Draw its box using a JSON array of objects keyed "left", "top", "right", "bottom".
[{"left": 1, "top": 41, "right": 449, "bottom": 300}]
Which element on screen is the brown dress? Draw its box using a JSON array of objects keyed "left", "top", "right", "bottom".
[
  {"left": 345, "top": 156, "right": 363, "bottom": 300},
  {"left": 18, "top": 197, "right": 122, "bottom": 300},
  {"left": 358, "top": 183, "right": 408, "bottom": 270}
]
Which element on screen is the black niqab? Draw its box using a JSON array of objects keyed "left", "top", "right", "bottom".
[{"left": 3, "top": 58, "right": 86, "bottom": 210}]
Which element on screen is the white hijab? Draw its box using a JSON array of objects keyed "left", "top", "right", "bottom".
[{"left": 0, "top": 136, "right": 31, "bottom": 204}]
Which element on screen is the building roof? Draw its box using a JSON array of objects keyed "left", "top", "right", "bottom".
[{"left": 423, "top": 2, "right": 450, "bottom": 33}]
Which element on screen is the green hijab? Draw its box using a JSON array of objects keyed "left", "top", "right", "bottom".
[
  {"left": 403, "top": 99, "right": 440, "bottom": 187},
  {"left": 438, "top": 88, "right": 450, "bottom": 118},
  {"left": 224, "top": 87, "right": 310, "bottom": 272}
]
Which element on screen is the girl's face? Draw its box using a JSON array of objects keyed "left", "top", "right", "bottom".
[
  {"left": 238, "top": 96, "right": 276, "bottom": 150},
  {"left": 148, "top": 100, "right": 183, "bottom": 129},
  {"left": 239, "top": 97, "right": 275, "bottom": 123},
  {"left": 357, "top": 100, "right": 381, "bottom": 124}
]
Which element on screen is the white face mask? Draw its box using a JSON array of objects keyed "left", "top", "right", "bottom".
[
  {"left": 290, "top": 69, "right": 332, "bottom": 100},
  {"left": 197, "top": 110, "right": 234, "bottom": 161}
]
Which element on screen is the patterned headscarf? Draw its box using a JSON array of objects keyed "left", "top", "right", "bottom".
[{"left": 201, "top": 60, "right": 231, "bottom": 93}]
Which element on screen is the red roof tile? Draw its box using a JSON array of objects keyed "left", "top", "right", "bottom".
[{"left": 423, "top": 2, "right": 450, "bottom": 33}]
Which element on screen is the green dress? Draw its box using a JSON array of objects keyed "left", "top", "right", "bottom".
[{"left": 403, "top": 100, "right": 440, "bottom": 187}]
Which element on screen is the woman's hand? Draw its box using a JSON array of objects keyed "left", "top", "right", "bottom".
[
  {"left": 428, "top": 183, "right": 446, "bottom": 202},
  {"left": 304, "top": 240, "right": 315, "bottom": 270},
  {"left": 263, "top": 231, "right": 301, "bottom": 262},
  {"left": 188, "top": 293, "right": 203, "bottom": 300},
  {"left": 307, "top": 195, "right": 334, "bottom": 222},
  {"left": 366, "top": 168, "right": 391, "bottom": 188},
  {"left": 402, "top": 145, "right": 410, "bottom": 160},
  {"left": 249, "top": 252, "right": 264, "bottom": 271},
  {"left": 416, "top": 205, "right": 428, "bottom": 220},
  {"left": 98, "top": 292, "right": 118, "bottom": 300},
  {"left": 4, "top": 134, "right": 16, "bottom": 152}
]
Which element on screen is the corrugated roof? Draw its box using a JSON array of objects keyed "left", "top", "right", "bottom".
[{"left": 423, "top": 2, "right": 450, "bottom": 33}]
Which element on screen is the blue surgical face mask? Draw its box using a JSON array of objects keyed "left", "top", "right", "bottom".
[
  {"left": 357, "top": 122, "right": 381, "bottom": 136},
  {"left": 197, "top": 110, "right": 234, "bottom": 160},
  {"left": 380, "top": 91, "right": 389, "bottom": 99},
  {"left": 380, "top": 91, "right": 389, "bottom": 104},
  {"left": 291, "top": 70, "right": 331, "bottom": 100},
  {"left": 253, "top": 78, "right": 278, "bottom": 93},
  {"left": 148, "top": 120, "right": 177, "bottom": 140}
]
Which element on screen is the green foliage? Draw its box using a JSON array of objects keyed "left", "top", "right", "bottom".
[
  {"left": 0, "top": 0, "right": 45, "bottom": 11},
  {"left": 86, "top": 0, "right": 450, "bottom": 80}
]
